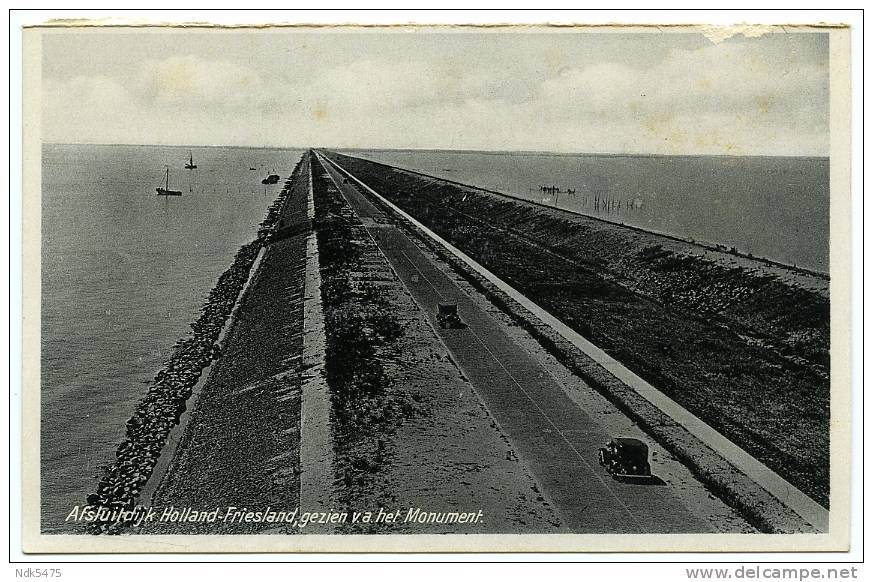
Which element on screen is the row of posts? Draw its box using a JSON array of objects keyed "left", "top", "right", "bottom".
[{"left": 530, "top": 185, "right": 643, "bottom": 214}]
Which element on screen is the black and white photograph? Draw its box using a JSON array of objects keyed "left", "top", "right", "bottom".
[{"left": 16, "top": 15, "right": 855, "bottom": 555}]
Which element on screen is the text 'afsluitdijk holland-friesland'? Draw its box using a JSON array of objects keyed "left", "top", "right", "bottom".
[{"left": 64, "top": 505, "right": 486, "bottom": 528}]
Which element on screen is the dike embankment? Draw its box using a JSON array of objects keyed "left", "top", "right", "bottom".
[
  {"left": 141, "top": 154, "right": 313, "bottom": 534},
  {"left": 95, "top": 151, "right": 558, "bottom": 536},
  {"left": 322, "top": 151, "right": 830, "bottom": 528},
  {"left": 89, "top": 154, "right": 309, "bottom": 534},
  {"left": 306, "top": 153, "right": 559, "bottom": 534}
]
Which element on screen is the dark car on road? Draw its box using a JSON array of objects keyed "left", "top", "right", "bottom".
[
  {"left": 437, "top": 302, "right": 463, "bottom": 329},
  {"left": 598, "top": 437, "right": 652, "bottom": 479}
]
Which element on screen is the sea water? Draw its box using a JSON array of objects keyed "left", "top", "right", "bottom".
[
  {"left": 350, "top": 150, "right": 829, "bottom": 273},
  {"left": 40, "top": 144, "right": 303, "bottom": 532}
]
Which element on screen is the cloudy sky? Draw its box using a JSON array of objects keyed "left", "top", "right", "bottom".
[{"left": 38, "top": 28, "right": 829, "bottom": 156}]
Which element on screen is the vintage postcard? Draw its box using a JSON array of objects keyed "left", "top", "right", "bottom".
[{"left": 19, "top": 20, "right": 853, "bottom": 553}]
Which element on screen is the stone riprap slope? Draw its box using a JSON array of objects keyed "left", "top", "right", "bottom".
[{"left": 138, "top": 155, "right": 311, "bottom": 534}]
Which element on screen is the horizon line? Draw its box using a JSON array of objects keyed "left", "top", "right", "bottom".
[{"left": 42, "top": 141, "right": 830, "bottom": 160}]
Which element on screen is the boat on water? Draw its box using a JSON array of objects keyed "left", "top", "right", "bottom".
[
  {"left": 156, "top": 167, "right": 182, "bottom": 196},
  {"left": 184, "top": 151, "right": 197, "bottom": 170},
  {"left": 261, "top": 173, "right": 280, "bottom": 185}
]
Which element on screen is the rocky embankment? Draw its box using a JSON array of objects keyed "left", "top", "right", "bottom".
[
  {"left": 141, "top": 155, "right": 312, "bottom": 534},
  {"left": 323, "top": 151, "right": 831, "bottom": 509},
  {"left": 87, "top": 155, "right": 306, "bottom": 534}
]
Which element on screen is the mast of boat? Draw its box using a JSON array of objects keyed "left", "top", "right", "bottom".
[{"left": 166, "top": 166, "right": 170, "bottom": 190}]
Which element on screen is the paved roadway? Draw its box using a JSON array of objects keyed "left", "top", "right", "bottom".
[{"left": 316, "top": 153, "right": 714, "bottom": 533}]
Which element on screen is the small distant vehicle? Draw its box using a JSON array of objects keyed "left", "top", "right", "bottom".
[
  {"left": 436, "top": 302, "right": 462, "bottom": 329},
  {"left": 598, "top": 437, "right": 652, "bottom": 479}
]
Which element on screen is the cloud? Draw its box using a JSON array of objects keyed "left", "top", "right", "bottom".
[
  {"left": 529, "top": 41, "right": 828, "bottom": 155},
  {"left": 135, "top": 55, "right": 269, "bottom": 111},
  {"left": 40, "top": 36, "right": 829, "bottom": 156},
  {"left": 302, "top": 58, "right": 513, "bottom": 118}
]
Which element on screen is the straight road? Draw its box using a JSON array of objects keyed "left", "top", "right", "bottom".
[{"left": 316, "top": 153, "right": 714, "bottom": 533}]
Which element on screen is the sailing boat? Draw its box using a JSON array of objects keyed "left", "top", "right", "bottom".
[
  {"left": 156, "top": 166, "right": 182, "bottom": 196},
  {"left": 185, "top": 151, "right": 197, "bottom": 170}
]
